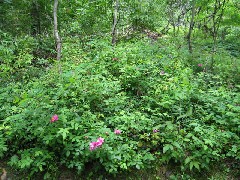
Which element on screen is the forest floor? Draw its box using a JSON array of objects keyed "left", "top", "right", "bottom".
[{"left": 1, "top": 159, "right": 239, "bottom": 180}]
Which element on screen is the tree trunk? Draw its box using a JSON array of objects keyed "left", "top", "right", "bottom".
[
  {"left": 112, "top": 0, "right": 119, "bottom": 46},
  {"left": 31, "top": 1, "right": 41, "bottom": 36},
  {"left": 211, "top": 0, "right": 226, "bottom": 71},
  {"left": 213, "top": 0, "right": 226, "bottom": 50},
  {"left": 187, "top": 1, "right": 196, "bottom": 53},
  {"left": 53, "top": 0, "right": 61, "bottom": 61},
  {"left": 170, "top": 10, "right": 176, "bottom": 36}
]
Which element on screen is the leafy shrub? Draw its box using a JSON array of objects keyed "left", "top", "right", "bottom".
[
  {"left": 0, "top": 133, "right": 7, "bottom": 158},
  {"left": 9, "top": 148, "right": 57, "bottom": 177},
  {"left": 0, "top": 31, "right": 53, "bottom": 82},
  {"left": 0, "top": 38, "right": 239, "bottom": 178}
]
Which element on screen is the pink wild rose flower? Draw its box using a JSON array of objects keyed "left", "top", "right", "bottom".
[
  {"left": 89, "top": 142, "right": 98, "bottom": 151},
  {"left": 114, "top": 129, "right": 121, "bottom": 134},
  {"left": 198, "top": 63, "right": 203, "bottom": 67},
  {"left": 89, "top": 137, "right": 104, "bottom": 151},
  {"left": 97, "top": 137, "right": 104, "bottom": 144},
  {"left": 50, "top": 114, "right": 58, "bottom": 123}
]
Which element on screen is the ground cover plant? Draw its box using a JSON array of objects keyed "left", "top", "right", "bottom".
[
  {"left": 0, "top": 0, "right": 240, "bottom": 179},
  {"left": 1, "top": 37, "right": 239, "bottom": 179}
]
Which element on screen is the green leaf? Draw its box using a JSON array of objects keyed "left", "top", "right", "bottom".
[
  {"left": 189, "top": 161, "right": 194, "bottom": 171},
  {"left": 172, "top": 142, "right": 181, "bottom": 149},
  {"left": 10, "top": 155, "right": 19, "bottom": 164},
  {"left": 190, "top": 161, "right": 200, "bottom": 171},
  {"left": 66, "top": 151, "right": 70, "bottom": 157},
  {"left": 193, "top": 162, "right": 200, "bottom": 170},
  {"left": 185, "top": 157, "right": 191, "bottom": 165},
  {"left": 163, "top": 144, "right": 173, "bottom": 153},
  {"left": 232, "top": 145, "right": 237, "bottom": 153},
  {"left": 163, "top": 145, "right": 169, "bottom": 153},
  {"left": 58, "top": 128, "right": 70, "bottom": 140}
]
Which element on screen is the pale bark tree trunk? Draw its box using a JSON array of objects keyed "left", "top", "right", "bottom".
[
  {"left": 112, "top": 0, "right": 119, "bottom": 46},
  {"left": 53, "top": 0, "right": 61, "bottom": 61}
]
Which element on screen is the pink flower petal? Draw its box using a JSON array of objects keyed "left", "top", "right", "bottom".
[
  {"left": 50, "top": 114, "right": 59, "bottom": 123},
  {"left": 114, "top": 129, "right": 121, "bottom": 134},
  {"left": 89, "top": 137, "right": 105, "bottom": 151}
]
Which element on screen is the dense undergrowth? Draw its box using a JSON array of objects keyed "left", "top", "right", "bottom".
[{"left": 0, "top": 34, "right": 240, "bottom": 179}]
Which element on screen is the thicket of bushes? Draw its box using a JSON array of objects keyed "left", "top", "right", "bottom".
[{"left": 0, "top": 35, "right": 239, "bottom": 178}]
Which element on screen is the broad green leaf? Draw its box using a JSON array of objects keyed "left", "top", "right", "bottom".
[{"left": 185, "top": 157, "right": 191, "bottom": 165}]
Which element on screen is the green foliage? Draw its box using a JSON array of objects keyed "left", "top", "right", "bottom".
[
  {"left": 0, "top": 31, "right": 54, "bottom": 82},
  {"left": 1, "top": 38, "right": 239, "bottom": 178},
  {"left": 0, "top": 0, "right": 240, "bottom": 178},
  {"left": 9, "top": 148, "right": 57, "bottom": 177},
  {"left": 0, "top": 0, "right": 52, "bottom": 36},
  {"left": 0, "top": 133, "right": 7, "bottom": 158}
]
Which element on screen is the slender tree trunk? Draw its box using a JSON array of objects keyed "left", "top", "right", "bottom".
[
  {"left": 211, "top": 0, "right": 226, "bottom": 71},
  {"left": 170, "top": 10, "right": 176, "bottom": 36},
  {"left": 218, "top": 0, "right": 227, "bottom": 41},
  {"left": 213, "top": 0, "right": 226, "bottom": 50},
  {"left": 53, "top": 0, "right": 61, "bottom": 61},
  {"left": 212, "top": 0, "right": 218, "bottom": 54},
  {"left": 112, "top": 0, "right": 119, "bottom": 46},
  {"left": 31, "top": 1, "right": 41, "bottom": 36},
  {"left": 187, "top": 1, "right": 196, "bottom": 53}
]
